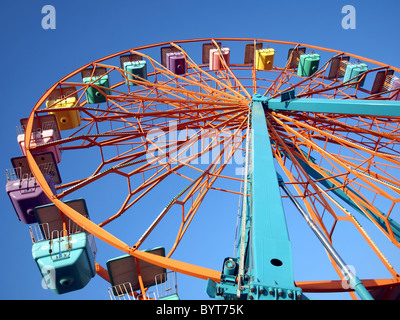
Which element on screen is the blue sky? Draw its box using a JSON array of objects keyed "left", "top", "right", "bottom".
[{"left": 0, "top": 0, "right": 399, "bottom": 300}]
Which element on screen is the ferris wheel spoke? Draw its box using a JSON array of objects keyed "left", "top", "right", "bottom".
[
  {"left": 45, "top": 106, "right": 244, "bottom": 162},
  {"left": 107, "top": 77, "right": 240, "bottom": 110},
  {"left": 149, "top": 43, "right": 248, "bottom": 102},
  {"left": 133, "top": 168, "right": 210, "bottom": 250},
  {"left": 265, "top": 53, "right": 333, "bottom": 99},
  {"left": 210, "top": 39, "right": 252, "bottom": 100},
  {"left": 264, "top": 69, "right": 293, "bottom": 98},
  {"left": 273, "top": 112, "right": 400, "bottom": 168},
  {"left": 268, "top": 121, "right": 339, "bottom": 233},
  {"left": 168, "top": 40, "right": 251, "bottom": 101},
  {"left": 103, "top": 123, "right": 246, "bottom": 254},
  {"left": 263, "top": 45, "right": 307, "bottom": 98},
  {"left": 268, "top": 125, "right": 371, "bottom": 297},
  {"left": 270, "top": 113, "right": 400, "bottom": 246},
  {"left": 301, "top": 158, "right": 400, "bottom": 247},
  {"left": 166, "top": 127, "right": 246, "bottom": 257},
  {"left": 272, "top": 128, "right": 399, "bottom": 280},
  {"left": 276, "top": 114, "right": 400, "bottom": 177},
  {"left": 271, "top": 113, "right": 400, "bottom": 197},
  {"left": 94, "top": 56, "right": 244, "bottom": 107},
  {"left": 97, "top": 117, "right": 245, "bottom": 230},
  {"left": 299, "top": 113, "right": 400, "bottom": 148},
  {"left": 272, "top": 128, "right": 400, "bottom": 262}
]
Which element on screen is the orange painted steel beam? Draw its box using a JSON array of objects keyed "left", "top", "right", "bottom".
[
  {"left": 271, "top": 113, "right": 400, "bottom": 194},
  {"left": 109, "top": 49, "right": 247, "bottom": 102},
  {"left": 168, "top": 42, "right": 249, "bottom": 101},
  {"left": 270, "top": 134, "right": 400, "bottom": 290},
  {"left": 164, "top": 117, "right": 247, "bottom": 254},
  {"left": 36, "top": 107, "right": 244, "bottom": 157},
  {"left": 166, "top": 123, "right": 247, "bottom": 257},
  {"left": 30, "top": 154, "right": 222, "bottom": 282},
  {"left": 268, "top": 124, "right": 337, "bottom": 238},
  {"left": 24, "top": 110, "right": 222, "bottom": 284},
  {"left": 274, "top": 112, "right": 400, "bottom": 165},
  {"left": 95, "top": 262, "right": 110, "bottom": 283},
  {"left": 271, "top": 113, "right": 400, "bottom": 246},
  {"left": 271, "top": 115, "right": 400, "bottom": 271},
  {"left": 98, "top": 127, "right": 238, "bottom": 227}
]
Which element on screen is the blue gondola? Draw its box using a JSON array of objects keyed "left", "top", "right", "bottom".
[
  {"left": 32, "top": 232, "right": 96, "bottom": 294},
  {"left": 123, "top": 60, "right": 147, "bottom": 85},
  {"left": 31, "top": 198, "right": 96, "bottom": 294},
  {"left": 343, "top": 63, "right": 368, "bottom": 88}
]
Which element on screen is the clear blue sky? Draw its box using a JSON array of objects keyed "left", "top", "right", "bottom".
[{"left": 0, "top": 0, "right": 399, "bottom": 301}]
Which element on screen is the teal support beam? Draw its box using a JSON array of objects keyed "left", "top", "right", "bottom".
[
  {"left": 247, "top": 94, "right": 301, "bottom": 300},
  {"left": 206, "top": 94, "right": 301, "bottom": 300},
  {"left": 268, "top": 98, "right": 400, "bottom": 117},
  {"left": 290, "top": 153, "right": 400, "bottom": 243},
  {"left": 278, "top": 173, "right": 373, "bottom": 300}
]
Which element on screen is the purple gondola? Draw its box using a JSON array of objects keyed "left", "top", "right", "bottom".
[
  {"left": 166, "top": 52, "right": 186, "bottom": 75},
  {"left": 5, "top": 152, "right": 61, "bottom": 224},
  {"left": 6, "top": 175, "right": 56, "bottom": 224}
]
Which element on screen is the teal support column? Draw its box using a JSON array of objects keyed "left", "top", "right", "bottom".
[
  {"left": 206, "top": 94, "right": 301, "bottom": 300},
  {"left": 278, "top": 173, "right": 373, "bottom": 300},
  {"left": 247, "top": 94, "right": 301, "bottom": 300},
  {"left": 267, "top": 98, "right": 400, "bottom": 117}
]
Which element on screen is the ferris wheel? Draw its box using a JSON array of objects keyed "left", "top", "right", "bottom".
[{"left": 6, "top": 38, "right": 400, "bottom": 300}]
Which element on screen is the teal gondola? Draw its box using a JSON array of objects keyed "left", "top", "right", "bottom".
[
  {"left": 32, "top": 232, "right": 96, "bottom": 294},
  {"left": 31, "top": 198, "right": 96, "bottom": 294}
]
